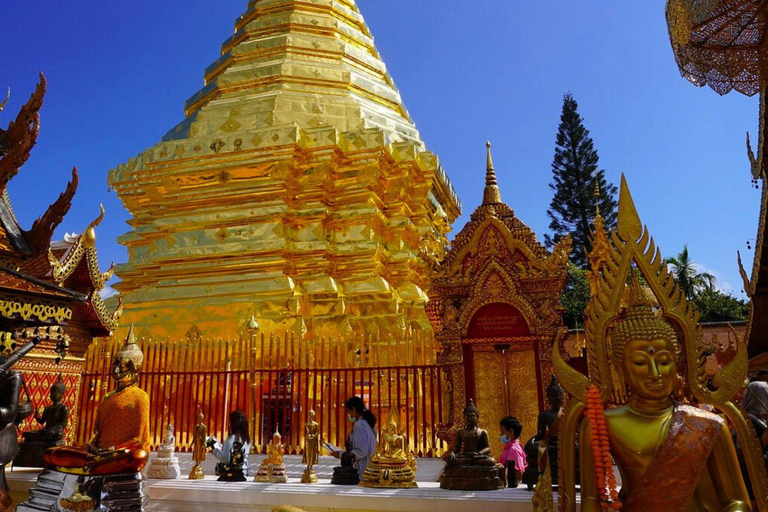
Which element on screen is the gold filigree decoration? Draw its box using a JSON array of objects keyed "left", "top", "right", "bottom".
[{"left": 0, "top": 293, "right": 72, "bottom": 324}]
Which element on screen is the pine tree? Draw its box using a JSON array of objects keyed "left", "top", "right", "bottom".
[{"left": 545, "top": 93, "right": 617, "bottom": 268}]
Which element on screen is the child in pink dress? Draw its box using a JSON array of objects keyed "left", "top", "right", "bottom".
[{"left": 499, "top": 416, "right": 527, "bottom": 482}]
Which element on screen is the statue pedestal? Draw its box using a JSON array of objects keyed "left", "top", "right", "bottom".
[
  {"left": 16, "top": 469, "right": 147, "bottom": 511},
  {"left": 188, "top": 463, "right": 204, "bottom": 480},
  {"left": 146, "top": 453, "right": 181, "bottom": 479},
  {"left": 300, "top": 468, "right": 317, "bottom": 484},
  {"left": 15, "top": 440, "right": 63, "bottom": 469},
  {"left": 330, "top": 465, "right": 359, "bottom": 486},
  {"left": 254, "top": 463, "right": 287, "bottom": 483},
  {"left": 360, "top": 458, "right": 418, "bottom": 488},
  {"left": 439, "top": 465, "right": 504, "bottom": 491}
]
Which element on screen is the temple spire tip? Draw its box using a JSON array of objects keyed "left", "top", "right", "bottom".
[{"left": 482, "top": 141, "right": 502, "bottom": 205}]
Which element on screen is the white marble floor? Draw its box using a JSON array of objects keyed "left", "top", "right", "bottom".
[{"left": 9, "top": 453, "right": 572, "bottom": 511}]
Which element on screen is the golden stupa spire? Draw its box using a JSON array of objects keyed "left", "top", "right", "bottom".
[{"left": 482, "top": 141, "right": 502, "bottom": 205}]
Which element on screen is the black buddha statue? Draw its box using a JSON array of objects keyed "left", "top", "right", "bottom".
[
  {"left": 439, "top": 400, "right": 503, "bottom": 491},
  {"left": 331, "top": 439, "right": 360, "bottom": 486},
  {"left": 16, "top": 375, "right": 69, "bottom": 467}
]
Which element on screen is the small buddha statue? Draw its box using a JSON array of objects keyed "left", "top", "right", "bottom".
[
  {"left": 255, "top": 428, "right": 287, "bottom": 483},
  {"left": 16, "top": 375, "right": 69, "bottom": 468},
  {"left": 147, "top": 422, "right": 181, "bottom": 479},
  {"left": 301, "top": 410, "right": 319, "bottom": 484},
  {"left": 360, "top": 408, "right": 417, "bottom": 488},
  {"left": 189, "top": 411, "right": 207, "bottom": 480},
  {"left": 217, "top": 440, "right": 247, "bottom": 482},
  {"left": 439, "top": 400, "right": 503, "bottom": 490},
  {"left": 331, "top": 440, "right": 360, "bottom": 486},
  {"left": 42, "top": 325, "right": 149, "bottom": 476}
]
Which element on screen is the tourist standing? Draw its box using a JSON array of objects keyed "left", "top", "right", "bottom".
[
  {"left": 334, "top": 397, "right": 377, "bottom": 479},
  {"left": 499, "top": 416, "right": 527, "bottom": 482}
]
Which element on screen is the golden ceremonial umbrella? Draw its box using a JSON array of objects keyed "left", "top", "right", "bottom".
[{"left": 667, "top": 0, "right": 768, "bottom": 95}]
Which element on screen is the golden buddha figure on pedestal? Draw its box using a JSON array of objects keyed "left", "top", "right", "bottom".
[
  {"left": 301, "top": 410, "right": 319, "bottom": 484},
  {"left": 360, "top": 408, "right": 417, "bottom": 488},
  {"left": 554, "top": 176, "right": 766, "bottom": 512},
  {"left": 255, "top": 428, "right": 287, "bottom": 483},
  {"left": 43, "top": 325, "right": 149, "bottom": 476}
]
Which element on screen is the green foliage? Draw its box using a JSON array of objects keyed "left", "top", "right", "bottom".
[
  {"left": 667, "top": 246, "right": 715, "bottom": 299},
  {"left": 561, "top": 263, "right": 591, "bottom": 329},
  {"left": 692, "top": 289, "right": 750, "bottom": 323},
  {"left": 546, "top": 93, "right": 618, "bottom": 268}
]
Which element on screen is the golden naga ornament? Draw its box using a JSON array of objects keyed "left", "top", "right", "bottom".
[
  {"left": 553, "top": 175, "right": 767, "bottom": 511},
  {"left": 359, "top": 407, "right": 417, "bottom": 489}
]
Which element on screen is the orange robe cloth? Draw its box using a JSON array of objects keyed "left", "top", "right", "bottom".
[{"left": 94, "top": 386, "right": 150, "bottom": 450}]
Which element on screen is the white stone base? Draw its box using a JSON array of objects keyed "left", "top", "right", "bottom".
[
  {"left": 9, "top": 454, "right": 578, "bottom": 511},
  {"left": 146, "top": 455, "right": 181, "bottom": 480}
]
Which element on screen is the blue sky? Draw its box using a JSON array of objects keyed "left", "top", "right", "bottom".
[{"left": 1, "top": 1, "right": 759, "bottom": 297}]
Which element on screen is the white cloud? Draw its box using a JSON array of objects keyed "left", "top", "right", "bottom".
[{"left": 100, "top": 285, "right": 118, "bottom": 299}]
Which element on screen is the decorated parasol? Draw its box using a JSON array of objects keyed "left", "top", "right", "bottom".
[{"left": 667, "top": 0, "right": 768, "bottom": 96}]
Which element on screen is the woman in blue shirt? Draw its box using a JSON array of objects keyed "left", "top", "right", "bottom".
[
  {"left": 332, "top": 396, "right": 377, "bottom": 479},
  {"left": 208, "top": 409, "right": 252, "bottom": 476}
]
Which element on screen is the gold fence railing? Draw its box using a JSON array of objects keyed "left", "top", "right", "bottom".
[{"left": 75, "top": 330, "right": 447, "bottom": 457}]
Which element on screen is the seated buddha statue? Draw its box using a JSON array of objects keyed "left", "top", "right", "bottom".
[
  {"left": 579, "top": 293, "right": 751, "bottom": 511},
  {"left": 360, "top": 409, "right": 417, "bottom": 488},
  {"left": 43, "top": 326, "right": 150, "bottom": 476},
  {"left": 15, "top": 375, "right": 69, "bottom": 467},
  {"left": 255, "top": 428, "right": 287, "bottom": 483},
  {"left": 218, "top": 440, "right": 247, "bottom": 482},
  {"left": 439, "top": 400, "right": 503, "bottom": 490}
]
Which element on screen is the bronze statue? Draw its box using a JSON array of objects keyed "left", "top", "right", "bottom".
[
  {"left": 15, "top": 375, "right": 68, "bottom": 468},
  {"left": 439, "top": 399, "right": 503, "bottom": 490},
  {"left": 189, "top": 411, "right": 207, "bottom": 479},
  {"left": 301, "top": 410, "right": 319, "bottom": 484},
  {"left": 535, "top": 375, "right": 563, "bottom": 486},
  {"left": 0, "top": 336, "right": 41, "bottom": 492},
  {"left": 359, "top": 408, "right": 417, "bottom": 488},
  {"left": 331, "top": 438, "right": 360, "bottom": 486}
]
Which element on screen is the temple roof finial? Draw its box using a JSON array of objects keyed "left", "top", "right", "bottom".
[
  {"left": 483, "top": 141, "right": 502, "bottom": 205},
  {"left": 593, "top": 173, "right": 601, "bottom": 216}
]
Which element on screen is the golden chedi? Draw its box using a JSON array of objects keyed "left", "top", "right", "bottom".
[
  {"left": 360, "top": 408, "right": 417, "bottom": 488},
  {"left": 554, "top": 176, "right": 764, "bottom": 511},
  {"left": 255, "top": 428, "right": 287, "bottom": 483},
  {"left": 43, "top": 325, "right": 149, "bottom": 475},
  {"left": 107, "top": 0, "right": 460, "bottom": 342}
]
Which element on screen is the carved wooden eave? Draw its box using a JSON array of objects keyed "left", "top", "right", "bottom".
[
  {"left": 47, "top": 206, "right": 122, "bottom": 335},
  {"left": 740, "top": 95, "right": 768, "bottom": 360}
]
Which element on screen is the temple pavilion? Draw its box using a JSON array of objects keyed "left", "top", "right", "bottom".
[
  {"left": 0, "top": 74, "right": 121, "bottom": 438},
  {"left": 108, "top": 0, "right": 461, "bottom": 343}
]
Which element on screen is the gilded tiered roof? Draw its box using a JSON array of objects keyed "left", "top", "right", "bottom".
[{"left": 108, "top": 0, "right": 461, "bottom": 340}]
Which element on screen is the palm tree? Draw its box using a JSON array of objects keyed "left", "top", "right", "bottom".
[{"left": 666, "top": 246, "right": 715, "bottom": 299}]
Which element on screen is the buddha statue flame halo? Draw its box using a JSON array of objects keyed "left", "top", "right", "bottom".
[{"left": 552, "top": 174, "right": 768, "bottom": 512}]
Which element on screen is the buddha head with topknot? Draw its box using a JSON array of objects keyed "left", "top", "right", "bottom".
[
  {"left": 112, "top": 325, "right": 144, "bottom": 389},
  {"left": 611, "top": 274, "right": 679, "bottom": 401}
]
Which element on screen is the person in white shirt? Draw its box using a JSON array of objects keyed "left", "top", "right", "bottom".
[
  {"left": 208, "top": 409, "right": 252, "bottom": 476},
  {"left": 332, "top": 396, "right": 377, "bottom": 479}
]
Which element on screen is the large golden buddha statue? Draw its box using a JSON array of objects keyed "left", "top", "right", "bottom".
[
  {"left": 554, "top": 176, "right": 767, "bottom": 512},
  {"left": 43, "top": 326, "right": 150, "bottom": 475}
]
